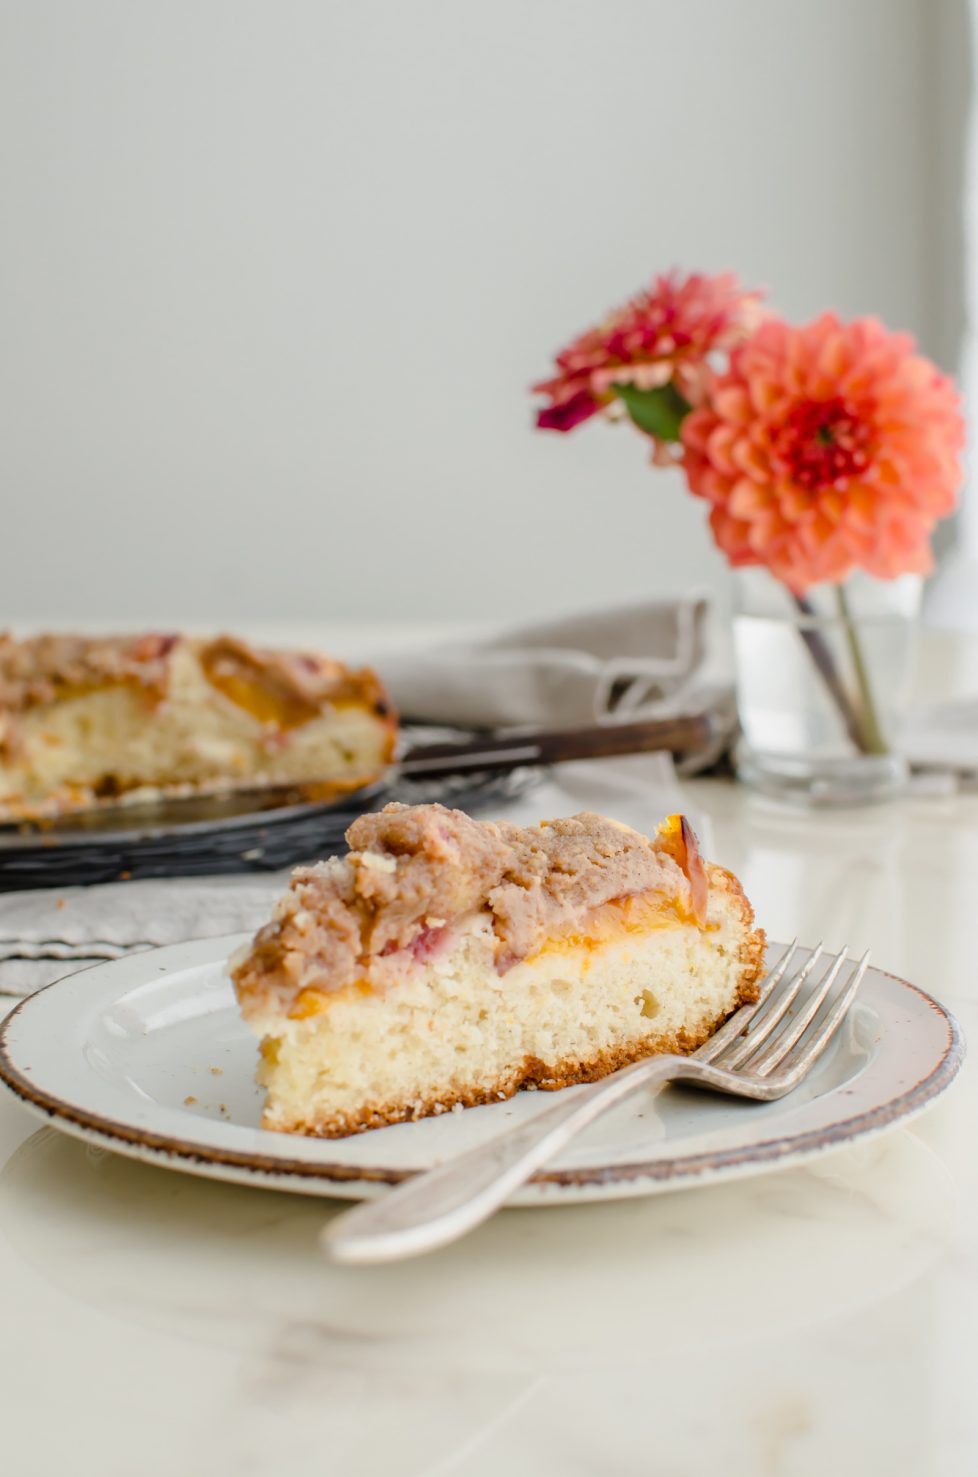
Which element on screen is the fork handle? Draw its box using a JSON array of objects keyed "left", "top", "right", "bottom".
[{"left": 322, "top": 1054, "right": 687, "bottom": 1264}]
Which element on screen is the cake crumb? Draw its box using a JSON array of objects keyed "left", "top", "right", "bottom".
[
  {"left": 183, "top": 1095, "right": 197, "bottom": 1106},
  {"left": 209, "top": 1066, "right": 223, "bottom": 1076},
  {"left": 56, "top": 897, "right": 66, "bottom": 910}
]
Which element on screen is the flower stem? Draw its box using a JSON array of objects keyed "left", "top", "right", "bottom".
[
  {"left": 834, "top": 583, "right": 889, "bottom": 755},
  {"left": 792, "top": 595, "right": 868, "bottom": 752}
]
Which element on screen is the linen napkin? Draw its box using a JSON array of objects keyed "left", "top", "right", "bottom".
[
  {"left": 379, "top": 595, "right": 724, "bottom": 730},
  {"left": 378, "top": 594, "right": 735, "bottom": 776}
]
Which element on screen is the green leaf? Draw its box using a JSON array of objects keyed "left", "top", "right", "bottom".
[{"left": 611, "top": 381, "right": 691, "bottom": 442}]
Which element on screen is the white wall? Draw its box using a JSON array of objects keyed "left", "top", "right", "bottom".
[{"left": 0, "top": 0, "right": 961, "bottom": 628}]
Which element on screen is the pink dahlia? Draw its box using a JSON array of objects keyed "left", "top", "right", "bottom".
[
  {"left": 532, "top": 270, "right": 763, "bottom": 446},
  {"left": 681, "top": 313, "right": 965, "bottom": 593}
]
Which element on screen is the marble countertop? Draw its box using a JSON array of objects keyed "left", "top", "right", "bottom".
[{"left": 1, "top": 632, "right": 977, "bottom": 1475}]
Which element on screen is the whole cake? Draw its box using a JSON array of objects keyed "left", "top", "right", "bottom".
[
  {"left": 0, "top": 632, "right": 395, "bottom": 819},
  {"left": 231, "top": 803, "right": 766, "bottom": 1137}
]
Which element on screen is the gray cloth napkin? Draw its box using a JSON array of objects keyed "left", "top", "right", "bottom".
[{"left": 379, "top": 596, "right": 720, "bottom": 729}]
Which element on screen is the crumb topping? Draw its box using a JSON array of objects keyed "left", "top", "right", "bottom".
[
  {"left": 232, "top": 803, "right": 705, "bottom": 1006},
  {"left": 0, "top": 632, "right": 179, "bottom": 713},
  {"left": 0, "top": 631, "right": 385, "bottom": 717}
]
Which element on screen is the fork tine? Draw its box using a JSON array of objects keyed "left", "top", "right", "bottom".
[
  {"left": 694, "top": 941, "right": 799, "bottom": 1064},
  {"left": 749, "top": 948, "right": 850, "bottom": 1076},
  {"left": 770, "top": 948, "right": 872, "bottom": 1081},
  {"left": 715, "top": 944, "right": 824, "bottom": 1070}
]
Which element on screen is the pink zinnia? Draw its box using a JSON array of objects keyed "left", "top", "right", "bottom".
[
  {"left": 533, "top": 270, "right": 763, "bottom": 440},
  {"left": 681, "top": 313, "right": 965, "bottom": 593}
]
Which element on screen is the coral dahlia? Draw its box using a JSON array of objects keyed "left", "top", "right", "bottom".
[{"left": 681, "top": 313, "right": 965, "bottom": 593}]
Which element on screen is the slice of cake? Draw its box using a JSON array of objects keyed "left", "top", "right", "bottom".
[
  {"left": 231, "top": 803, "right": 765, "bottom": 1137},
  {"left": 0, "top": 632, "right": 396, "bottom": 819}
]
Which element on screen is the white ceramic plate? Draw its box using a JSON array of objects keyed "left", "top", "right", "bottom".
[{"left": 0, "top": 936, "right": 963, "bottom": 1206}]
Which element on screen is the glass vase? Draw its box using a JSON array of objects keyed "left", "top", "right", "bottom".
[{"left": 732, "top": 569, "right": 920, "bottom": 805}]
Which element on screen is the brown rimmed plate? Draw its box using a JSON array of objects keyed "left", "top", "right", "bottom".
[{"left": 0, "top": 938, "right": 963, "bottom": 1205}]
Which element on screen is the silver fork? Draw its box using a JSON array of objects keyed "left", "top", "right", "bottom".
[{"left": 322, "top": 943, "right": 870, "bottom": 1264}]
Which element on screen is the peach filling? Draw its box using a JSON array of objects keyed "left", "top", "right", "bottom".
[{"left": 201, "top": 649, "right": 320, "bottom": 730}]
